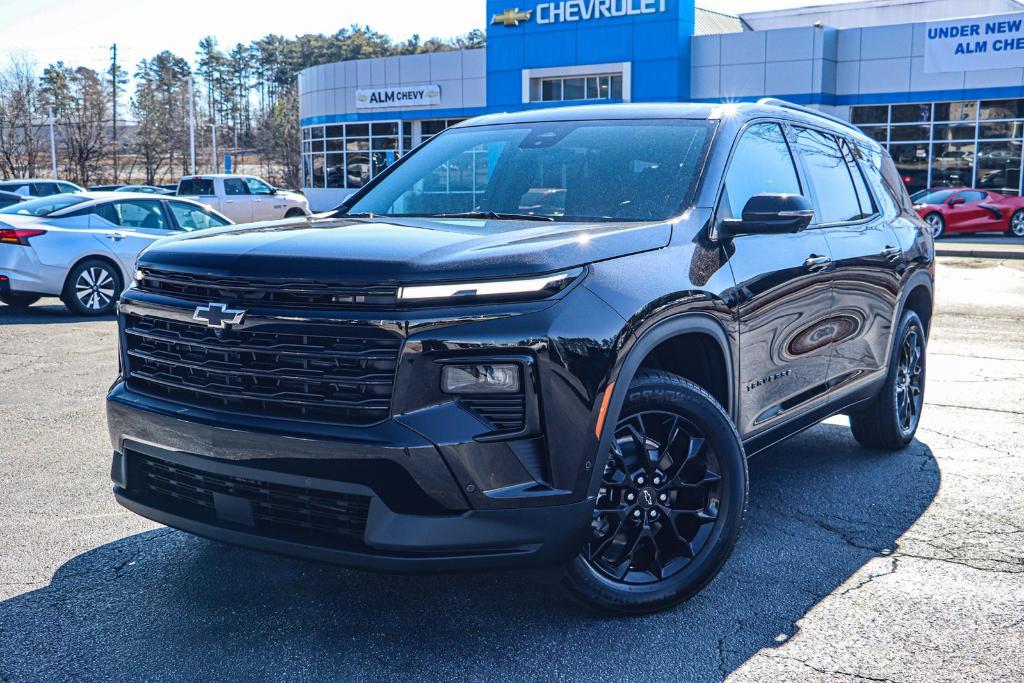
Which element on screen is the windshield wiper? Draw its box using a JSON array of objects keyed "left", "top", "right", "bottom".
[{"left": 412, "top": 211, "right": 556, "bottom": 222}]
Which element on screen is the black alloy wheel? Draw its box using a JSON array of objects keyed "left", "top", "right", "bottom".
[
  {"left": 894, "top": 325, "right": 925, "bottom": 435},
  {"left": 587, "top": 410, "right": 722, "bottom": 585},
  {"left": 849, "top": 309, "right": 927, "bottom": 450},
  {"left": 563, "top": 371, "right": 747, "bottom": 614}
]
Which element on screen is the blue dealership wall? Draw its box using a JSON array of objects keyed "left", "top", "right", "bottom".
[{"left": 485, "top": 0, "right": 696, "bottom": 109}]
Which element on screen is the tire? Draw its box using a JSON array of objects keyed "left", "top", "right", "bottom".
[
  {"left": 284, "top": 208, "right": 306, "bottom": 218},
  {"left": 0, "top": 292, "right": 41, "bottom": 309},
  {"left": 562, "top": 370, "right": 748, "bottom": 615},
  {"left": 1008, "top": 210, "right": 1024, "bottom": 238},
  {"left": 849, "top": 309, "right": 927, "bottom": 451},
  {"left": 923, "top": 212, "right": 944, "bottom": 239},
  {"left": 61, "top": 259, "right": 122, "bottom": 316}
]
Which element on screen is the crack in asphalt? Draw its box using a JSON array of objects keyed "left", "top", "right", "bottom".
[
  {"left": 926, "top": 402, "right": 1024, "bottom": 417},
  {"left": 917, "top": 425, "right": 1020, "bottom": 459},
  {"left": 760, "top": 652, "right": 901, "bottom": 682}
]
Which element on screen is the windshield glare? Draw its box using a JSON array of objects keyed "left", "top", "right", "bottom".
[
  {"left": 346, "top": 119, "right": 712, "bottom": 222},
  {"left": 0, "top": 193, "right": 89, "bottom": 216}
]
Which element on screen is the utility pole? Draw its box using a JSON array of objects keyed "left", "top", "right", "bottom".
[
  {"left": 111, "top": 43, "right": 118, "bottom": 182},
  {"left": 187, "top": 77, "right": 196, "bottom": 175},
  {"left": 47, "top": 107, "right": 57, "bottom": 179}
]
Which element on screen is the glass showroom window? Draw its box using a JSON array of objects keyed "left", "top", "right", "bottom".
[
  {"left": 852, "top": 98, "right": 1024, "bottom": 195},
  {"left": 530, "top": 74, "right": 623, "bottom": 103},
  {"left": 302, "top": 121, "right": 403, "bottom": 190}
]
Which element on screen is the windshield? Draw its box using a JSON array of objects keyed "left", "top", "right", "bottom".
[
  {"left": 345, "top": 119, "right": 713, "bottom": 222},
  {"left": 914, "top": 189, "right": 957, "bottom": 205},
  {"left": 0, "top": 193, "right": 89, "bottom": 216}
]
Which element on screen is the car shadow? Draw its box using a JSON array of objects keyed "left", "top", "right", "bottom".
[
  {"left": 0, "top": 423, "right": 938, "bottom": 681},
  {"left": 0, "top": 299, "right": 115, "bottom": 324}
]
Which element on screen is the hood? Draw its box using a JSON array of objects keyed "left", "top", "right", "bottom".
[{"left": 138, "top": 215, "right": 672, "bottom": 282}]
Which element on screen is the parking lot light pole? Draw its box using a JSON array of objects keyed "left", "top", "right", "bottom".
[
  {"left": 209, "top": 123, "right": 217, "bottom": 173},
  {"left": 188, "top": 77, "right": 196, "bottom": 175},
  {"left": 47, "top": 107, "right": 57, "bottom": 179}
]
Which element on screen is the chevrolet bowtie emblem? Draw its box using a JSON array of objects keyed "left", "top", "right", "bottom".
[
  {"left": 491, "top": 8, "right": 532, "bottom": 26},
  {"left": 193, "top": 302, "right": 246, "bottom": 329}
]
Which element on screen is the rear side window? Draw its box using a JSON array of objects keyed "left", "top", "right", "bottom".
[
  {"left": 224, "top": 178, "right": 249, "bottom": 195},
  {"left": 33, "top": 183, "right": 59, "bottom": 196},
  {"left": 840, "top": 139, "right": 876, "bottom": 219},
  {"left": 722, "top": 122, "right": 803, "bottom": 219},
  {"left": 793, "top": 127, "right": 863, "bottom": 224},
  {"left": 178, "top": 178, "right": 215, "bottom": 196}
]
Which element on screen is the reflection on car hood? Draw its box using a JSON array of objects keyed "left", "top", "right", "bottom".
[{"left": 137, "top": 215, "right": 673, "bottom": 282}]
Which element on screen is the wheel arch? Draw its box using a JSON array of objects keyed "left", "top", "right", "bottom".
[
  {"left": 587, "top": 313, "right": 735, "bottom": 498},
  {"left": 897, "top": 271, "right": 934, "bottom": 337}
]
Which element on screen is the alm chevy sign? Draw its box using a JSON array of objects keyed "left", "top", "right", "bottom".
[
  {"left": 355, "top": 85, "right": 441, "bottom": 109},
  {"left": 925, "top": 12, "right": 1024, "bottom": 73}
]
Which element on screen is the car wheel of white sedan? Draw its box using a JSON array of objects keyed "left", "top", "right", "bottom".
[{"left": 61, "top": 259, "right": 121, "bottom": 316}]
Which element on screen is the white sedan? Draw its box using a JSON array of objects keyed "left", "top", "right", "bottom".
[{"left": 0, "top": 192, "right": 231, "bottom": 315}]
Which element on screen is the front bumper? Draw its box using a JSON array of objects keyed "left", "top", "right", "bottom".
[{"left": 107, "top": 389, "right": 595, "bottom": 572}]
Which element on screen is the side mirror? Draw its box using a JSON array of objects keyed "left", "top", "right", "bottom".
[
  {"left": 721, "top": 193, "right": 814, "bottom": 237},
  {"left": 269, "top": 187, "right": 278, "bottom": 195},
  {"left": 948, "top": 196, "right": 964, "bottom": 206}
]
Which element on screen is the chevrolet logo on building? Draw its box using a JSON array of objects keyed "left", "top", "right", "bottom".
[{"left": 491, "top": 8, "right": 533, "bottom": 26}]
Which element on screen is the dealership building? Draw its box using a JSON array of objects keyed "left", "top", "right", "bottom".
[{"left": 298, "top": 0, "right": 1024, "bottom": 210}]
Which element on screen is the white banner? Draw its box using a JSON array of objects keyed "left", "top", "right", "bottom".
[
  {"left": 355, "top": 85, "right": 441, "bottom": 109},
  {"left": 925, "top": 12, "right": 1024, "bottom": 73}
]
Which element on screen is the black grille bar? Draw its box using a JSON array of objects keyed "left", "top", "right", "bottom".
[
  {"left": 136, "top": 269, "right": 398, "bottom": 309},
  {"left": 124, "top": 314, "right": 402, "bottom": 426}
]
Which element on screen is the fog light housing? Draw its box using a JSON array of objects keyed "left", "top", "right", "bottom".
[{"left": 441, "top": 364, "right": 521, "bottom": 394}]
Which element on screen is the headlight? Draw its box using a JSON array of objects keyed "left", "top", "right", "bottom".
[
  {"left": 397, "top": 268, "right": 582, "bottom": 302},
  {"left": 441, "top": 364, "right": 521, "bottom": 394}
]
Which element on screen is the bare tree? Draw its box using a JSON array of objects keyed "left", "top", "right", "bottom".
[{"left": 0, "top": 55, "right": 46, "bottom": 178}]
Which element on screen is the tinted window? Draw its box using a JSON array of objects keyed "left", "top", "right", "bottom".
[
  {"left": 110, "top": 200, "right": 169, "bottom": 230},
  {"left": 347, "top": 119, "right": 712, "bottom": 222},
  {"left": 914, "top": 189, "right": 954, "bottom": 205},
  {"left": 722, "top": 122, "right": 802, "bottom": 219},
  {"left": 32, "top": 183, "right": 59, "bottom": 196},
  {"left": 840, "top": 139, "right": 875, "bottom": 219},
  {"left": 167, "top": 201, "right": 230, "bottom": 230},
  {"left": 793, "top": 127, "right": 863, "bottom": 224},
  {"left": 0, "top": 194, "right": 89, "bottom": 216},
  {"left": 957, "top": 190, "right": 986, "bottom": 203},
  {"left": 224, "top": 178, "right": 249, "bottom": 196},
  {"left": 57, "top": 182, "right": 81, "bottom": 193},
  {"left": 0, "top": 182, "right": 34, "bottom": 196},
  {"left": 244, "top": 177, "right": 274, "bottom": 195},
  {"left": 177, "top": 178, "right": 215, "bottom": 196}
]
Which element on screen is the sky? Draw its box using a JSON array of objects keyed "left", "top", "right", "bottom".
[{"left": 0, "top": 0, "right": 855, "bottom": 73}]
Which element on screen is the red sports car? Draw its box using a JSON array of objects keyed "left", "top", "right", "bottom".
[{"left": 912, "top": 187, "right": 1024, "bottom": 238}]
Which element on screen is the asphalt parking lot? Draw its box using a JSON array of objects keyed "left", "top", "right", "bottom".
[{"left": 1, "top": 258, "right": 1022, "bottom": 682}]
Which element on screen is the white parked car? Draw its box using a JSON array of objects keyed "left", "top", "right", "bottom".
[
  {"left": 0, "top": 192, "right": 231, "bottom": 315},
  {"left": 176, "top": 174, "right": 310, "bottom": 223},
  {"left": 0, "top": 179, "right": 85, "bottom": 197}
]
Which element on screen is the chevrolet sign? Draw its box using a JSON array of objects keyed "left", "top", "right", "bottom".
[{"left": 355, "top": 85, "right": 442, "bottom": 109}]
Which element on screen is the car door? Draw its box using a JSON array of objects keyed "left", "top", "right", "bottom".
[
  {"left": 718, "top": 121, "right": 835, "bottom": 438},
  {"left": 945, "top": 190, "right": 999, "bottom": 233},
  {"left": 790, "top": 127, "right": 902, "bottom": 397},
  {"left": 243, "top": 177, "right": 280, "bottom": 220},
  {"left": 220, "top": 178, "right": 254, "bottom": 223},
  {"left": 88, "top": 199, "right": 178, "bottom": 274}
]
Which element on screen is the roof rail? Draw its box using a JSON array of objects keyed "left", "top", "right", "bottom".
[{"left": 756, "top": 97, "right": 864, "bottom": 136}]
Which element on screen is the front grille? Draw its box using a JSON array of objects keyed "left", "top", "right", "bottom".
[
  {"left": 136, "top": 269, "right": 398, "bottom": 309},
  {"left": 459, "top": 395, "right": 527, "bottom": 432},
  {"left": 124, "top": 313, "right": 401, "bottom": 426},
  {"left": 128, "top": 451, "right": 370, "bottom": 548}
]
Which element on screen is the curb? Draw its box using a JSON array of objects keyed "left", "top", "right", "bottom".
[{"left": 935, "top": 247, "right": 1024, "bottom": 260}]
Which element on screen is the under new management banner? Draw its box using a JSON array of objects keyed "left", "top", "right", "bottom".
[{"left": 925, "top": 12, "right": 1024, "bottom": 73}]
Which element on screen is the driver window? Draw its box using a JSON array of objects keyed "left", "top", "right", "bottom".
[
  {"left": 111, "top": 200, "right": 169, "bottom": 230},
  {"left": 958, "top": 190, "right": 985, "bottom": 203},
  {"left": 722, "top": 122, "right": 802, "bottom": 219},
  {"left": 244, "top": 177, "right": 274, "bottom": 195}
]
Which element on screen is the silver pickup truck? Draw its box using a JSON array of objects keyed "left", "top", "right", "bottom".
[{"left": 176, "top": 174, "right": 310, "bottom": 224}]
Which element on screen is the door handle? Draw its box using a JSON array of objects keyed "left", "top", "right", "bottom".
[
  {"left": 881, "top": 245, "right": 902, "bottom": 262},
  {"left": 104, "top": 232, "right": 126, "bottom": 242},
  {"left": 803, "top": 254, "right": 832, "bottom": 272}
]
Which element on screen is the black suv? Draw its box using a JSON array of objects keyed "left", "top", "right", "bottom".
[{"left": 107, "top": 101, "right": 933, "bottom": 614}]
